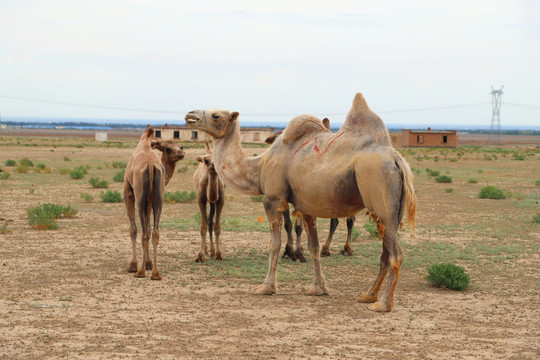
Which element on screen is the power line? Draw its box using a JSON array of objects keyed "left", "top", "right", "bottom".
[{"left": 503, "top": 102, "right": 540, "bottom": 110}]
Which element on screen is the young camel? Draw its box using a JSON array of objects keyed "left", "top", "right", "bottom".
[
  {"left": 124, "top": 127, "right": 185, "bottom": 279},
  {"left": 185, "top": 92, "right": 416, "bottom": 312},
  {"left": 265, "top": 119, "right": 356, "bottom": 260},
  {"left": 193, "top": 140, "right": 225, "bottom": 262}
]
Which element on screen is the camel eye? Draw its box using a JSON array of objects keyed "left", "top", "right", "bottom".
[
  {"left": 212, "top": 114, "right": 219, "bottom": 119},
  {"left": 166, "top": 148, "right": 171, "bottom": 154}
]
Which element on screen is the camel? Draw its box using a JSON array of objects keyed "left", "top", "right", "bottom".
[
  {"left": 123, "top": 127, "right": 185, "bottom": 279},
  {"left": 193, "top": 140, "right": 225, "bottom": 262},
  {"left": 185, "top": 92, "right": 416, "bottom": 312},
  {"left": 265, "top": 119, "right": 356, "bottom": 260}
]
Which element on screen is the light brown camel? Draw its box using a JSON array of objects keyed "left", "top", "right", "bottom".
[
  {"left": 265, "top": 119, "right": 356, "bottom": 260},
  {"left": 193, "top": 140, "right": 225, "bottom": 262},
  {"left": 123, "top": 127, "right": 185, "bottom": 279},
  {"left": 185, "top": 92, "right": 416, "bottom": 312}
]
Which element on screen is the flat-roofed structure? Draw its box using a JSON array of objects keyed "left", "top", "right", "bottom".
[
  {"left": 151, "top": 125, "right": 276, "bottom": 143},
  {"left": 401, "top": 128, "right": 458, "bottom": 147}
]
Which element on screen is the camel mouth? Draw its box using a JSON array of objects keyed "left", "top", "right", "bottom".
[{"left": 185, "top": 112, "right": 201, "bottom": 126}]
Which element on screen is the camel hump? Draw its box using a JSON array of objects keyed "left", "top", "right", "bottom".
[
  {"left": 282, "top": 115, "right": 330, "bottom": 145},
  {"left": 351, "top": 92, "right": 372, "bottom": 115},
  {"left": 140, "top": 127, "right": 154, "bottom": 142}
]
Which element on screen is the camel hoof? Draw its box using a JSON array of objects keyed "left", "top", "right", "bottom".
[
  {"left": 210, "top": 247, "right": 216, "bottom": 257},
  {"left": 282, "top": 247, "right": 296, "bottom": 261},
  {"left": 150, "top": 272, "right": 162, "bottom": 280},
  {"left": 358, "top": 293, "right": 378, "bottom": 303},
  {"left": 294, "top": 250, "right": 306, "bottom": 263},
  {"left": 195, "top": 253, "right": 206, "bottom": 263},
  {"left": 134, "top": 271, "right": 145, "bottom": 278},
  {"left": 320, "top": 246, "right": 331, "bottom": 257},
  {"left": 214, "top": 252, "right": 223, "bottom": 261},
  {"left": 127, "top": 262, "right": 138, "bottom": 273},
  {"left": 253, "top": 283, "right": 275, "bottom": 295},
  {"left": 306, "top": 284, "right": 329, "bottom": 296},
  {"left": 145, "top": 261, "right": 153, "bottom": 270},
  {"left": 367, "top": 301, "right": 392, "bottom": 312},
  {"left": 340, "top": 247, "right": 353, "bottom": 256}
]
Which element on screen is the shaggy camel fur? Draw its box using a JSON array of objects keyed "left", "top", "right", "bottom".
[
  {"left": 124, "top": 127, "right": 185, "bottom": 279},
  {"left": 265, "top": 119, "right": 356, "bottom": 260},
  {"left": 193, "top": 140, "right": 225, "bottom": 262},
  {"left": 185, "top": 92, "right": 416, "bottom": 312}
]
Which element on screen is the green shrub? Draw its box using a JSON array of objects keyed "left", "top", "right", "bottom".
[
  {"left": 27, "top": 203, "right": 78, "bottom": 230},
  {"left": 113, "top": 169, "right": 126, "bottom": 183},
  {"left": 80, "top": 192, "right": 94, "bottom": 202},
  {"left": 69, "top": 165, "right": 88, "bottom": 179},
  {"left": 426, "top": 263, "right": 470, "bottom": 291},
  {"left": 445, "top": 188, "right": 453, "bottom": 193},
  {"left": 0, "top": 172, "right": 10, "bottom": 180},
  {"left": 467, "top": 178, "right": 478, "bottom": 184},
  {"left": 478, "top": 185, "right": 506, "bottom": 200},
  {"left": 19, "top": 158, "right": 34, "bottom": 167},
  {"left": 0, "top": 220, "right": 9, "bottom": 234},
  {"left": 535, "top": 180, "right": 540, "bottom": 187},
  {"left": 100, "top": 190, "right": 123, "bottom": 203},
  {"left": 435, "top": 175, "right": 452, "bottom": 183},
  {"left": 425, "top": 168, "right": 440, "bottom": 177},
  {"left": 177, "top": 165, "right": 189, "bottom": 174},
  {"left": 36, "top": 163, "right": 46, "bottom": 169},
  {"left": 63, "top": 156, "right": 71, "bottom": 161},
  {"left": 164, "top": 190, "right": 197, "bottom": 204},
  {"left": 363, "top": 218, "right": 379, "bottom": 238},
  {"left": 5, "top": 160, "right": 16, "bottom": 166},
  {"left": 58, "top": 168, "right": 69, "bottom": 175},
  {"left": 16, "top": 165, "right": 29, "bottom": 173},
  {"left": 533, "top": 212, "right": 540, "bottom": 224},
  {"left": 112, "top": 161, "right": 127, "bottom": 169},
  {"left": 250, "top": 195, "right": 264, "bottom": 202},
  {"left": 89, "top": 177, "right": 109, "bottom": 188}
]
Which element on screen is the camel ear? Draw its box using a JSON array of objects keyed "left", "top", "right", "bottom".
[
  {"left": 322, "top": 118, "right": 330, "bottom": 130},
  {"left": 205, "top": 140, "right": 213, "bottom": 154},
  {"left": 230, "top": 112, "right": 239, "bottom": 122},
  {"left": 196, "top": 156, "right": 204, "bottom": 163},
  {"left": 151, "top": 141, "right": 164, "bottom": 151},
  {"left": 264, "top": 136, "right": 274, "bottom": 145}
]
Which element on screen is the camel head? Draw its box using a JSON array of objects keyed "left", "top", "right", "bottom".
[
  {"left": 151, "top": 140, "right": 185, "bottom": 163},
  {"left": 196, "top": 154, "right": 217, "bottom": 175},
  {"left": 185, "top": 109, "right": 240, "bottom": 138}
]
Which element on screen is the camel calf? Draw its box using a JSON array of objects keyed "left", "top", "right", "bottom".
[
  {"left": 193, "top": 141, "right": 225, "bottom": 262},
  {"left": 124, "top": 127, "right": 185, "bottom": 279}
]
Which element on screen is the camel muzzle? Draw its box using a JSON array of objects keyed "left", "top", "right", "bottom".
[{"left": 185, "top": 112, "right": 201, "bottom": 126}]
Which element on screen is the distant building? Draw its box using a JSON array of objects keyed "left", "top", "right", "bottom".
[
  {"left": 400, "top": 128, "right": 458, "bottom": 147},
  {"left": 151, "top": 125, "right": 276, "bottom": 143}
]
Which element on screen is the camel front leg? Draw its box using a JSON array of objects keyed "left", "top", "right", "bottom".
[
  {"left": 253, "top": 200, "right": 283, "bottom": 295},
  {"left": 212, "top": 196, "right": 224, "bottom": 261},
  {"left": 196, "top": 199, "right": 208, "bottom": 263},
  {"left": 341, "top": 216, "right": 355, "bottom": 256},
  {"left": 124, "top": 183, "right": 138, "bottom": 273},
  {"left": 303, "top": 215, "right": 329, "bottom": 296},
  {"left": 281, "top": 209, "right": 296, "bottom": 261},
  {"left": 321, "top": 218, "right": 338, "bottom": 257}
]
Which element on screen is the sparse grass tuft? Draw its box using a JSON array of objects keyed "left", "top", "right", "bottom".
[
  {"left": 164, "top": 191, "right": 197, "bottom": 203},
  {"left": 19, "top": 158, "right": 34, "bottom": 167},
  {"left": 445, "top": 188, "right": 454, "bottom": 193},
  {"left": 435, "top": 175, "right": 452, "bottom": 183},
  {"left": 250, "top": 195, "right": 264, "bottom": 202},
  {"left": 69, "top": 166, "right": 88, "bottom": 179},
  {"left": 27, "top": 203, "right": 78, "bottom": 230},
  {"left": 535, "top": 180, "right": 540, "bottom": 187},
  {"left": 533, "top": 212, "right": 540, "bottom": 224},
  {"left": 100, "top": 190, "right": 123, "bottom": 203},
  {"left": 478, "top": 185, "right": 506, "bottom": 200},
  {"left": 5, "top": 160, "right": 16, "bottom": 166},
  {"left": 16, "top": 165, "right": 29, "bottom": 173},
  {"left": 0, "top": 220, "right": 10, "bottom": 234},
  {"left": 112, "top": 161, "right": 127, "bottom": 169},
  {"left": 177, "top": 165, "right": 188, "bottom": 174},
  {"left": 80, "top": 192, "right": 94, "bottom": 202},
  {"left": 113, "top": 169, "right": 125, "bottom": 183},
  {"left": 0, "top": 172, "right": 10, "bottom": 180},
  {"left": 89, "top": 177, "right": 109, "bottom": 188},
  {"left": 467, "top": 178, "right": 478, "bottom": 184},
  {"left": 426, "top": 263, "right": 470, "bottom": 291},
  {"left": 363, "top": 218, "right": 379, "bottom": 238}
]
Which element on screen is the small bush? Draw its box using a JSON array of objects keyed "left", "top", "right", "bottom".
[
  {"left": 112, "top": 161, "right": 127, "bottom": 169},
  {"left": 19, "top": 158, "right": 34, "bottom": 167},
  {"left": 478, "top": 185, "right": 506, "bottom": 200},
  {"left": 0, "top": 219, "right": 10, "bottom": 234},
  {"left": 100, "top": 190, "right": 123, "bottom": 203},
  {"left": 426, "top": 263, "right": 470, "bottom": 291},
  {"left": 467, "top": 178, "right": 478, "bottom": 184},
  {"left": 177, "top": 165, "right": 189, "bottom": 174},
  {"left": 5, "top": 160, "right": 16, "bottom": 166},
  {"left": 425, "top": 168, "right": 440, "bottom": 177},
  {"left": 250, "top": 195, "right": 264, "bottom": 202},
  {"left": 36, "top": 163, "right": 46, "bottom": 170},
  {"left": 164, "top": 191, "right": 197, "bottom": 204},
  {"left": 16, "top": 165, "right": 29, "bottom": 173},
  {"left": 63, "top": 156, "right": 71, "bottom": 161},
  {"left": 69, "top": 165, "right": 88, "bottom": 179},
  {"left": 435, "top": 175, "right": 452, "bottom": 183},
  {"left": 535, "top": 180, "right": 540, "bottom": 187},
  {"left": 89, "top": 177, "right": 109, "bottom": 188},
  {"left": 27, "top": 203, "right": 78, "bottom": 230},
  {"left": 80, "top": 192, "right": 94, "bottom": 202},
  {"left": 445, "top": 188, "right": 453, "bottom": 193},
  {"left": 113, "top": 169, "right": 126, "bottom": 183},
  {"left": 363, "top": 218, "right": 379, "bottom": 238},
  {"left": 533, "top": 212, "right": 540, "bottom": 224},
  {"left": 0, "top": 172, "right": 10, "bottom": 180},
  {"left": 58, "top": 168, "right": 69, "bottom": 175}
]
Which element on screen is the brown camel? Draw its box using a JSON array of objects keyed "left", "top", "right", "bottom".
[
  {"left": 193, "top": 140, "right": 225, "bottom": 262},
  {"left": 265, "top": 119, "right": 356, "bottom": 260},
  {"left": 185, "top": 92, "right": 416, "bottom": 312},
  {"left": 123, "top": 127, "right": 185, "bottom": 279}
]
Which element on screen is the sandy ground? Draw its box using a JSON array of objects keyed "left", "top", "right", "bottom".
[{"left": 0, "top": 134, "right": 539, "bottom": 359}]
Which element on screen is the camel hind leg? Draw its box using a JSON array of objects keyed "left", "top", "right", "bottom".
[
  {"left": 341, "top": 216, "right": 355, "bottom": 256},
  {"left": 303, "top": 215, "right": 329, "bottom": 295},
  {"left": 150, "top": 170, "right": 163, "bottom": 280},
  {"left": 212, "top": 193, "right": 224, "bottom": 260},
  {"left": 124, "top": 181, "right": 138, "bottom": 273},
  {"left": 196, "top": 197, "right": 208, "bottom": 263},
  {"left": 321, "top": 218, "right": 338, "bottom": 257},
  {"left": 293, "top": 217, "right": 305, "bottom": 262},
  {"left": 281, "top": 209, "right": 296, "bottom": 261}
]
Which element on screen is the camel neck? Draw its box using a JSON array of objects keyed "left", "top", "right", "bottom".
[
  {"left": 213, "top": 121, "right": 262, "bottom": 195},
  {"left": 162, "top": 158, "right": 176, "bottom": 186}
]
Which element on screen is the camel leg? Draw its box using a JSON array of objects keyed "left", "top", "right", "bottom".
[
  {"left": 150, "top": 201, "right": 162, "bottom": 280},
  {"left": 359, "top": 246, "right": 389, "bottom": 303},
  {"left": 208, "top": 202, "right": 216, "bottom": 258},
  {"left": 303, "top": 215, "right": 329, "bottom": 295},
  {"left": 124, "top": 182, "right": 138, "bottom": 273},
  {"left": 196, "top": 199, "right": 208, "bottom": 263},
  {"left": 135, "top": 201, "right": 151, "bottom": 278},
  {"left": 281, "top": 209, "right": 296, "bottom": 261},
  {"left": 213, "top": 194, "right": 224, "bottom": 261},
  {"left": 293, "top": 218, "right": 306, "bottom": 262},
  {"left": 321, "top": 218, "right": 338, "bottom": 257},
  {"left": 253, "top": 200, "right": 283, "bottom": 295},
  {"left": 341, "top": 216, "right": 355, "bottom": 256}
]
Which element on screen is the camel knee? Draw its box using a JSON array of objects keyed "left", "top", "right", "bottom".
[
  {"left": 152, "top": 230, "right": 160, "bottom": 246},
  {"left": 199, "top": 223, "right": 208, "bottom": 236},
  {"left": 213, "top": 222, "right": 221, "bottom": 236}
]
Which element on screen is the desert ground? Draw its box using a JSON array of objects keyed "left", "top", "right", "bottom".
[{"left": 0, "top": 131, "right": 539, "bottom": 359}]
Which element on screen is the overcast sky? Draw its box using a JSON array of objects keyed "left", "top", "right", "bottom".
[{"left": 1, "top": 0, "right": 539, "bottom": 128}]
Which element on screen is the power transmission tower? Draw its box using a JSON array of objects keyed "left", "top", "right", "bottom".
[{"left": 489, "top": 86, "right": 503, "bottom": 143}]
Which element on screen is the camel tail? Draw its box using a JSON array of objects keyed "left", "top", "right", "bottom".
[
  {"left": 139, "top": 163, "right": 155, "bottom": 233},
  {"left": 396, "top": 156, "right": 417, "bottom": 235}
]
